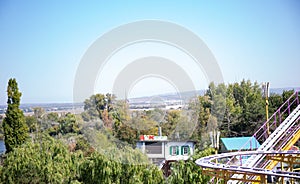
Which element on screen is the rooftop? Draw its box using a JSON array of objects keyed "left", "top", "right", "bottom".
[{"left": 221, "top": 136, "right": 260, "bottom": 151}]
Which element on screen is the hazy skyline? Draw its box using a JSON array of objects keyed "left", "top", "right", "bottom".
[{"left": 1, "top": 1, "right": 300, "bottom": 105}]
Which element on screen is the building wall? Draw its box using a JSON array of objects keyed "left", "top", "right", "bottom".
[
  {"left": 136, "top": 141, "right": 165, "bottom": 158},
  {"left": 137, "top": 141, "right": 195, "bottom": 161},
  {"left": 164, "top": 141, "right": 195, "bottom": 160},
  {"left": 146, "top": 142, "right": 165, "bottom": 158}
]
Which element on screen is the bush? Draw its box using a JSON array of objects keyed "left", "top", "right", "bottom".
[{"left": 0, "top": 135, "right": 83, "bottom": 183}]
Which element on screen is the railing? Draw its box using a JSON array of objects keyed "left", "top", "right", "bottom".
[
  {"left": 256, "top": 117, "right": 300, "bottom": 169},
  {"left": 207, "top": 91, "right": 300, "bottom": 183},
  {"left": 226, "top": 91, "right": 300, "bottom": 166}
]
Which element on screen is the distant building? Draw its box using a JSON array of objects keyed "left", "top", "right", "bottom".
[
  {"left": 220, "top": 136, "right": 260, "bottom": 152},
  {"left": 136, "top": 135, "right": 196, "bottom": 166}
]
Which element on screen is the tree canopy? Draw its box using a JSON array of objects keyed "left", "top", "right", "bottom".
[
  {"left": 2, "top": 78, "right": 28, "bottom": 153},
  {"left": 0, "top": 79, "right": 295, "bottom": 183}
]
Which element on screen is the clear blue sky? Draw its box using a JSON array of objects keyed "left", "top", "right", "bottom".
[{"left": 0, "top": 0, "right": 300, "bottom": 104}]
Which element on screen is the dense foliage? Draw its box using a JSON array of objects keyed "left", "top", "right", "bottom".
[
  {"left": 0, "top": 135, "right": 82, "bottom": 183},
  {"left": 2, "top": 78, "right": 28, "bottom": 153},
  {"left": 0, "top": 133, "right": 214, "bottom": 184},
  {"left": 80, "top": 80, "right": 291, "bottom": 148},
  {"left": 0, "top": 134, "right": 165, "bottom": 184},
  {"left": 79, "top": 152, "right": 164, "bottom": 184},
  {"left": 167, "top": 148, "right": 214, "bottom": 184},
  {"left": 0, "top": 79, "right": 295, "bottom": 183}
]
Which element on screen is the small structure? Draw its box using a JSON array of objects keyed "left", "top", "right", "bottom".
[
  {"left": 220, "top": 136, "right": 260, "bottom": 153},
  {"left": 136, "top": 135, "right": 196, "bottom": 165}
]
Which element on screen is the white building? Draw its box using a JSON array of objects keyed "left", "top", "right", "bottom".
[{"left": 136, "top": 135, "right": 196, "bottom": 165}]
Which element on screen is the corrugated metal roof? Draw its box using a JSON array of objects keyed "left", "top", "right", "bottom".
[{"left": 220, "top": 136, "right": 260, "bottom": 151}]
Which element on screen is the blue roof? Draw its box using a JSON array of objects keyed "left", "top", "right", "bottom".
[{"left": 221, "top": 137, "right": 260, "bottom": 151}]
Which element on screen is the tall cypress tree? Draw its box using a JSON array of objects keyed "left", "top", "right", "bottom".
[{"left": 3, "top": 78, "right": 28, "bottom": 153}]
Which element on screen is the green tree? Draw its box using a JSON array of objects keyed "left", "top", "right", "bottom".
[
  {"left": 268, "top": 93, "right": 283, "bottom": 115},
  {"left": 172, "top": 112, "right": 195, "bottom": 141},
  {"left": 162, "top": 110, "right": 181, "bottom": 137},
  {"left": 112, "top": 100, "right": 130, "bottom": 128},
  {"left": 114, "top": 111, "right": 158, "bottom": 146},
  {"left": 282, "top": 89, "right": 295, "bottom": 102},
  {"left": 206, "top": 82, "right": 226, "bottom": 122},
  {"left": 25, "top": 115, "right": 38, "bottom": 133},
  {"left": 46, "top": 112, "right": 59, "bottom": 122},
  {"left": 79, "top": 147, "right": 164, "bottom": 184},
  {"left": 230, "top": 80, "right": 265, "bottom": 136},
  {"left": 74, "top": 135, "right": 94, "bottom": 156},
  {"left": 0, "top": 134, "right": 82, "bottom": 183},
  {"left": 59, "top": 113, "right": 82, "bottom": 134},
  {"left": 221, "top": 84, "right": 242, "bottom": 137},
  {"left": 167, "top": 148, "right": 214, "bottom": 184},
  {"left": 188, "top": 95, "right": 211, "bottom": 148},
  {"left": 2, "top": 78, "right": 28, "bottom": 153},
  {"left": 81, "top": 111, "right": 91, "bottom": 122},
  {"left": 83, "top": 93, "right": 116, "bottom": 128},
  {"left": 189, "top": 80, "right": 265, "bottom": 139}
]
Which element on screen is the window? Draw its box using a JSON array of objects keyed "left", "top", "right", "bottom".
[
  {"left": 181, "top": 146, "right": 190, "bottom": 155},
  {"left": 170, "top": 146, "right": 179, "bottom": 156},
  {"left": 145, "top": 142, "right": 162, "bottom": 154}
]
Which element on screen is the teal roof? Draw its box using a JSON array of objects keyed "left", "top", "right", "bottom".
[{"left": 221, "top": 137, "right": 260, "bottom": 151}]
